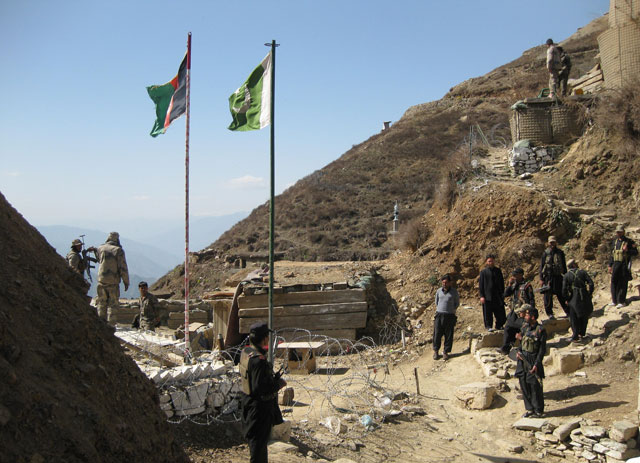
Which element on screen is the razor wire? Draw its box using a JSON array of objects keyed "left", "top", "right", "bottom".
[{"left": 121, "top": 324, "right": 424, "bottom": 439}]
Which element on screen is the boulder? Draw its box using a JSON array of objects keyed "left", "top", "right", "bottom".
[
  {"left": 471, "top": 332, "right": 504, "bottom": 353},
  {"left": 454, "top": 382, "right": 496, "bottom": 410},
  {"left": 553, "top": 417, "right": 582, "bottom": 441},
  {"left": 513, "top": 417, "right": 548, "bottom": 431},
  {"left": 271, "top": 421, "right": 292, "bottom": 443},
  {"left": 553, "top": 350, "right": 584, "bottom": 374},
  {"left": 582, "top": 425, "right": 607, "bottom": 439},
  {"left": 609, "top": 420, "right": 638, "bottom": 443}
]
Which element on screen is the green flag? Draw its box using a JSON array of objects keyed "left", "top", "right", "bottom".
[{"left": 228, "top": 52, "right": 272, "bottom": 131}]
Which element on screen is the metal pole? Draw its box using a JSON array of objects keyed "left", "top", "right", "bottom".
[
  {"left": 184, "top": 32, "right": 192, "bottom": 363},
  {"left": 266, "top": 39, "right": 278, "bottom": 365}
]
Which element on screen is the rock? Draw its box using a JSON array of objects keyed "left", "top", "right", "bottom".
[
  {"left": 582, "top": 425, "right": 607, "bottom": 439},
  {"left": 279, "top": 387, "right": 295, "bottom": 406},
  {"left": 582, "top": 449, "right": 597, "bottom": 460},
  {"left": 454, "top": 382, "right": 496, "bottom": 410},
  {"left": 535, "top": 431, "right": 560, "bottom": 443},
  {"left": 496, "top": 439, "right": 524, "bottom": 453},
  {"left": 268, "top": 441, "right": 299, "bottom": 455},
  {"left": 620, "top": 350, "right": 635, "bottom": 361},
  {"left": 553, "top": 350, "right": 584, "bottom": 374},
  {"left": 470, "top": 333, "right": 503, "bottom": 353},
  {"left": 272, "top": 421, "right": 292, "bottom": 442},
  {"left": 513, "top": 417, "right": 548, "bottom": 431},
  {"left": 542, "top": 317, "right": 572, "bottom": 335},
  {"left": 554, "top": 418, "right": 582, "bottom": 441},
  {"left": 609, "top": 420, "right": 638, "bottom": 443},
  {"left": 333, "top": 459, "right": 358, "bottom": 463}
]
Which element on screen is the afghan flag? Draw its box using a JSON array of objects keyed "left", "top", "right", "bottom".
[
  {"left": 147, "top": 53, "right": 188, "bottom": 137},
  {"left": 228, "top": 52, "right": 272, "bottom": 131}
]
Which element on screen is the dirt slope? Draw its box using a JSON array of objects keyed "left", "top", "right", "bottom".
[{"left": 0, "top": 192, "right": 188, "bottom": 463}]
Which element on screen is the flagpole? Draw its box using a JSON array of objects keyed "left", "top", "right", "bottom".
[
  {"left": 266, "top": 39, "right": 278, "bottom": 365},
  {"left": 184, "top": 32, "right": 192, "bottom": 363}
]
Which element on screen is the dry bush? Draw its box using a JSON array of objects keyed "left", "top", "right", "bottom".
[
  {"left": 401, "top": 217, "right": 430, "bottom": 252},
  {"left": 434, "top": 147, "right": 473, "bottom": 210},
  {"left": 592, "top": 79, "right": 640, "bottom": 152}
]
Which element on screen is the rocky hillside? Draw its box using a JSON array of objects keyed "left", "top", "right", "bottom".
[
  {"left": 0, "top": 192, "right": 188, "bottom": 462},
  {"left": 153, "top": 15, "right": 608, "bottom": 297}
]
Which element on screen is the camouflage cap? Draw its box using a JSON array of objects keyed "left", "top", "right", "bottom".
[
  {"left": 548, "top": 236, "right": 557, "bottom": 243},
  {"left": 107, "top": 231, "right": 120, "bottom": 242},
  {"left": 567, "top": 259, "right": 577, "bottom": 267},
  {"left": 138, "top": 281, "right": 148, "bottom": 287},
  {"left": 615, "top": 225, "right": 625, "bottom": 233},
  {"left": 512, "top": 267, "right": 524, "bottom": 275},
  {"left": 71, "top": 238, "right": 82, "bottom": 247},
  {"left": 518, "top": 304, "right": 531, "bottom": 313},
  {"left": 249, "top": 322, "right": 271, "bottom": 340}
]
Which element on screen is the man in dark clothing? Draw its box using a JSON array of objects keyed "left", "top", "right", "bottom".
[
  {"left": 239, "top": 322, "right": 286, "bottom": 463},
  {"left": 557, "top": 46, "right": 572, "bottom": 96},
  {"left": 500, "top": 268, "right": 535, "bottom": 354},
  {"left": 515, "top": 308, "right": 547, "bottom": 418},
  {"left": 433, "top": 274, "right": 460, "bottom": 361},
  {"left": 539, "top": 236, "right": 569, "bottom": 319},
  {"left": 562, "top": 259, "right": 594, "bottom": 342},
  {"left": 478, "top": 255, "right": 506, "bottom": 331},
  {"left": 608, "top": 225, "right": 638, "bottom": 307}
]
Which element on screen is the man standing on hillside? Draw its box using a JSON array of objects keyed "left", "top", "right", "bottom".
[
  {"left": 478, "top": 254, "right": 506, "bottom": 331},
  {"left": 433, "top": 274, "right": 459, "bottom": 361},
  {"left": 546, "top": 38, "right": 561, "bottom": 98},
  {"left": 539, "top": 236, "right": 568, "bottom": 319},
  {"left": 515, "top": 307, "right": 547, "bottom": 418},
  {"left": 96, "top": 232, "right": 129, "bottom": 323},
  {"left": 608, "top": 225, "right": 638, "bottom": 308},
  {"left": 562, "top": 259, "right": 594, "bottom": 342},
  {"left": 557, "top": 46, "right": 572, "bottom": 97}
]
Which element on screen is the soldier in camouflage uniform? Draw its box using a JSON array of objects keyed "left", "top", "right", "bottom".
[
  {"left": 546, "top": 38, "right": 561, "bottom": 98},
  {"left": 66, "top": 239, "right": 86, "bottom": 275},
  {"left": 137, "top": 281, "right": 159, "bottom": 331},
  {"left": 96, "top": 232, "right": 129, "bottom": 322}
]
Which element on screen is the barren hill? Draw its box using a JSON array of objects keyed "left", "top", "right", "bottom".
[{"left": 153, "top": 15, "right": 608, "bottom": 298}]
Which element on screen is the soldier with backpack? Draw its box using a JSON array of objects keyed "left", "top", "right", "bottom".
[
  {"left": 557, "top": 46, "right": 572, "bottom": 96},
  {"left": 562, "top": 259, "right": 594, "bottom": 342},
  {"left": 539, "top": 236, "right": 569, "bottom": 319}
]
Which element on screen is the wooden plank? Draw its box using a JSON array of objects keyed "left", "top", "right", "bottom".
[
  {"left": 275, "top": 328, "right": 356, "bottom": 341},
  {"left": 238, "top": 289, "right": 366, "bottom": 309},
  {"left": 238, "top": 301, "right": 367, "bottom": 318},
  {"left": 168, "top": 311, "right": 209, "bottom": 320},
  {"left": 574, "top": 74, "right": 603, "bottom": 88},
  {"left": 570, "top": 70, "right": 602, "bottom": 86},
  {"left": 276, "top": 341, "right": 326, "bottom": 350},
  {"left": 239, "top": 311, "right": 367, "bottom": 333}
]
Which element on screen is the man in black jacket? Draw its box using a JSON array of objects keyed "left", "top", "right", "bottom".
[
  {"left": 539, "top": 236, "right": 568, "bottom": 319},
  {"left": 515, "top": 308, "right": 547, "bottom": 418},
  {"left": 562, "top": 259, "right": 594, "bottom": 342},
  {"left": 239, "top": 323, "right": 286, "bottom": 463},
  {"left": 608, "top": 225, "right": 638, "bottom": 308},
  {"left": 478, "top": 254, "right": 506, "bottom": 331}
]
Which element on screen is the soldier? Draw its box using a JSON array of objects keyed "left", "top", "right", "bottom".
[
  {"left": 96, "top": 232, "right": 129, "bottom": 322},
  {"left": 433, "top": 274, "right": 459, "bottom": 361},
  {"left": 515, "top": 307, "right": 547, "bottom": 418},
  {"left": 557, "top": 46, "right": 572, "bottom": 96},
  {"left": 478, "top": 254, "right": 506, "bottom": 331},
  {"left": 66, "top": 239, "right": 86, "bottom": 275},
  {"left": 608, "top": 225, "right": 638, "bottom": 308},
  {"left": 539, "top": 236, "right": 568, "bottom": 319},
  {"left": 500, "top": 268, "right": 535, "bottom": 354},
  {"left": 239, "top": 322, "right": 286, "bottom": 463},
  {"left": 562, "top": 259, "right": 594, "bottom": 342},
  {"left": 546, "top": 38, "right": 561, "bottom": 98},
  {"left": 137, "top": 281, "right": 159, "bottom": 331}
]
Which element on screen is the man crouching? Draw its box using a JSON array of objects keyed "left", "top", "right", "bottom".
[{"left": 239, "top": 322, "right": 287, "bottom": 463}]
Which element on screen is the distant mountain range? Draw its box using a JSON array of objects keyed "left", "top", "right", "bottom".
[{"left": 37, "top": 212, "right": 246, "bottom": 297}]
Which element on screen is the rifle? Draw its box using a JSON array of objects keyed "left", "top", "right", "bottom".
[
  {"left": 79, "top": 235, "right": 98, "bottom": 282},
  {"left": 508, "top": 348, "right": 543, "bottom": 386}
]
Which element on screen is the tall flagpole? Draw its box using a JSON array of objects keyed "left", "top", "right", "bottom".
[
  {"left": 266, "top": 39, "right": 279, "bottom": 365},
  {"left": 184, "top": 32, "right": 192, "bottom": 363}
]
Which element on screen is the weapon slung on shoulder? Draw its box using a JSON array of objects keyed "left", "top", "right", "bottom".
[{"left": 79, "top": 235, "right": 98, "bottom": 282}]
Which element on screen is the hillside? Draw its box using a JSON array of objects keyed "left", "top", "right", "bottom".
[{"left": 153, "top": 15, "right": 608, "bottom": 297}]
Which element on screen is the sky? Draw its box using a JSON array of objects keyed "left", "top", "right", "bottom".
[{"left": 0, "top": 0, "right": 609, "bottom": 232}]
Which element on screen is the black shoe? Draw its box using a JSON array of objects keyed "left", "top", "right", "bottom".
[
  {"left": 533, "top": 412, "right": 545, "bottom": 418},
  {"left": 522, "top": 411, "right": 534, "bottom": 418},
  {"left": 442, "top": 353, "right": 450, "bottom": 361},
  {"left": 433, "top": 352, "right": 440, "bottom": 360}
]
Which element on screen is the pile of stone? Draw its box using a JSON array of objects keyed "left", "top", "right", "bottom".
[
  {"left": 513, "top": 417, "right": 640, "bottom": 462},
  {"left": 509, "top": 145, "right": 557, "bottom": 175}
]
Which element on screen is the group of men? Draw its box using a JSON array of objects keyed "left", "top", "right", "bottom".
[
  {"left": 432, "top": 226, "right": 637, "bottom": 417},
  {"left": 66, "top": 232, "right": 159, "bottom": 330}
]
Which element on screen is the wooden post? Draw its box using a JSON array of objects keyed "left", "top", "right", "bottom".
[{"left": 414, "top": 367, "right": 420, "bottom": 396}]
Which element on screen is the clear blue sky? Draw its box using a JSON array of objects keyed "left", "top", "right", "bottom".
[{"left": 0, "top": 0, "right": 608, "bottom": 229}]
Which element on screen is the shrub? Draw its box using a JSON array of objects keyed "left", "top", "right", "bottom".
[{"left": 402, "top": 217, "right": 430, "bottom": 252}]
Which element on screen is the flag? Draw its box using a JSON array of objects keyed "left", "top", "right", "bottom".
[
  {"left": 228, "top": 52, "right": 272, "bottom": 131},
  {"left": 147, "top": 53, "right": 188, "bottom": 137}
]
